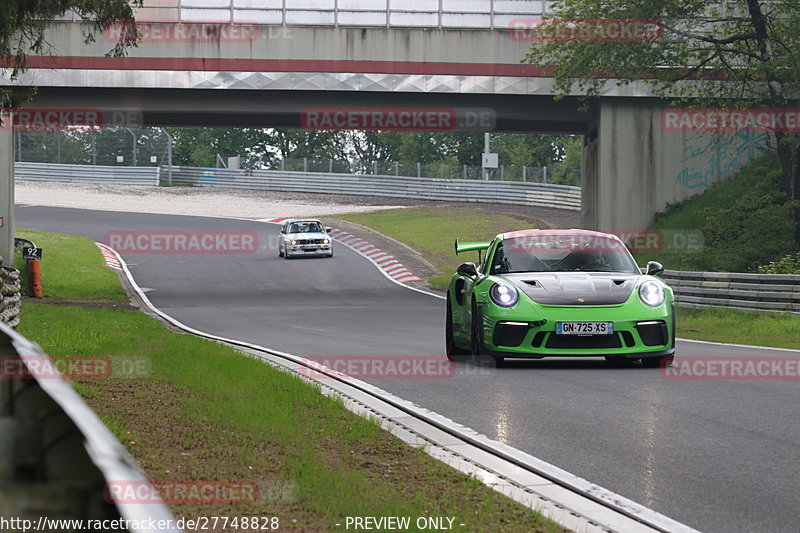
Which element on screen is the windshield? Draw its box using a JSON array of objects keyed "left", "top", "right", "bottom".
[
  {"left": 490, "top": 234, "right": 640, "bottom": 274},
  {"left": 288, "top": 221, "right": 324, "bottom": 233}
]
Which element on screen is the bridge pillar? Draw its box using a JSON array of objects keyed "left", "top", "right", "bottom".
[
  {"left": 0, "top": 117, "right": 13, "bottom": 263},
  {"left": 581, "top": 97, "right": 769, "bottom": 232}
]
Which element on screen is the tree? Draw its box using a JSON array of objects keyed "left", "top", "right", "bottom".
[
  {"left": 523, "top": 0, "right": 800, "bottom": 246},
  {"left": 1, "top": 0, "right": 141, "bottom": 112}
]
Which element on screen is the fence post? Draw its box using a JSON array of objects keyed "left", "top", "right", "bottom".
[
  {"left": 417, "top": 162, "right": 421, "bottom": 177},
  {"left": 500, "top": 165, "right": 504, "bottom": 180},
  {"left": 329, "top": 159, "right": 333, "bottom": 173},
  {"left": 373, "top": 161, "right": 378, "bottom": 174},
  {"left": 543, "top": 165, "right": 548, "bottom": 183},
  {"left": 395, "top": 161, "right": 399, "bottom": 176},
  {"left": 463, "top": 165, "right": 467, "bottom": 179},
  {"left": 303, "top": 157, "right": 307, "bottom": 172},
  {"left": 522, "top": 166, "right": 527, "bottom": 182},
  {"left": 166, "top": 131, "right": 173, "bottom": 184}
]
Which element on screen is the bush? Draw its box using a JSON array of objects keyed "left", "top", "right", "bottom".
[{"left": 758, "top": 252, "right": 800, "bottom": 274}]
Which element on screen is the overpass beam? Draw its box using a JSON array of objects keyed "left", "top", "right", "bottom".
[{"left": 0, "top": 116, "right": 13, "bottom": 263}]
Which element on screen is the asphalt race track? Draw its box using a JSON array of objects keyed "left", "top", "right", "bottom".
[{"left": 17, "top": 205, "right": 800, "bottom": 533}]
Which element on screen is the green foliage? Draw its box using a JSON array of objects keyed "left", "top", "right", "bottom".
[
  {"left": 757, "top": 252, "right": 800, "bottom": 274},
  {"left": 522, "top": 1, "right": 800, "bottom": 107}
]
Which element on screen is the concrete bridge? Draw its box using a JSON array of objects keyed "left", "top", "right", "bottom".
[{"left": 0, "top": 1, "right": 767, "bottom": 260}]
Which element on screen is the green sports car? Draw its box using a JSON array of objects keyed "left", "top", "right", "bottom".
[{"left": 445, "top": 229, "right": 675, "bottom": 367}]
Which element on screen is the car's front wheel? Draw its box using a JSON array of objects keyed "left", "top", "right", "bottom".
[
  {"left": 470, "top": 303, "right": 504, "bottom": 366},
  {"left": 641, "top": 354, "right": 674, "bottom": 368},
  {"left": 446, "top": 294, "right": 469, "bottom": 361},
  {"left": 283, "top": 244, "right": 291, "bottom": 259}
]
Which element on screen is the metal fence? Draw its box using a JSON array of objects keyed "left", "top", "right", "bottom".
[
  {"left": 277, "top": 158, "right": 580, "bottom": 185},
  {"left": 15, "top": 162, "right": 160, "bottom": 186},
  {"left": 170, "top": 166, "right": 583, "bottom": 210},
  {"left": 662, "top": 270, "right": 800, "bottom": 315},
  {"left": 0, "top": 322, "right": 178, "bottom": 531}
]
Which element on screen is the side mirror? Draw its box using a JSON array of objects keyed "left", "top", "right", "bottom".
[
  {"left": 326, "top": 228, "right": 332, "bottom": 233},
  {"left": 646, "top": 261, "right": 664, "bottom": 276},
  {"left": 457, "top": 262, "right": 478, "bottom": 277},
  {"left": 280, "top": 229, "right": 286, "bottom": 234}
]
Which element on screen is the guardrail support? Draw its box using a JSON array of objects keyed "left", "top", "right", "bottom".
[{"left": 1, "top": 115, "right": 13, "bottom": 262}]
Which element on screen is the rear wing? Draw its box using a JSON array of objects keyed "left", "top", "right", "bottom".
[{"left": 454, "top": 239, "right": 491, "bottom": 257}]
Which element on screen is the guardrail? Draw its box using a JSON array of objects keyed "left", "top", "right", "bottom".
[
  {"left": 662, "top": 269, "right": 800, "bottom": 315},
  {"left": 16, "top": 162, "right": 160, "bottom": 186},
  {"left": 170, "top": 167, "right": 583, "bottom": 211},
  {"left": 0, "top": 322, "right": 178, "bottom": 531}
]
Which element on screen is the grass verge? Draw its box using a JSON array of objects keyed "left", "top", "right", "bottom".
[
  {"left": 15, "top": 228, "right": 564, "bottom": 533},
  {"left": 14, "top": 228, "right": 126, "bottom": 301},
  {"left": 329, "top": 210, "right": 800, "bottom": 351},
  {"left": 334, "top": 208, "right": 545, "bottom": 290},
  {"left": 675, "top": 307, "right": 800, "bottom": 349}
]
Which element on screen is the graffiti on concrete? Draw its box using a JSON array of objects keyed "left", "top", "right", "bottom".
[{"left": 676, "top": 131, "right": 769, "bottom": 189}]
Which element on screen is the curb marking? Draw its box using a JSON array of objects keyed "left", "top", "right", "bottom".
[{"left": 95, "top": 243, "right": 122, "bottom": 270}]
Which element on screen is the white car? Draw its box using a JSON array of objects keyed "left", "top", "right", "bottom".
[{"left": 278, "top": 219, "right": 333, "bottom": 259}]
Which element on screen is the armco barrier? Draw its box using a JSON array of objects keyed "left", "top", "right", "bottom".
[
  {"left": 0, "top": 322, "right": 179, "bottom": 531},
  {"left": 169, "top": 167, "right": 582, "bottom": 210},
  {"left": 16, "top": 162, "right": 160, "bottom": 186},
  {"left": 662, "top": 269, "right": 800, "bottom": 315}
]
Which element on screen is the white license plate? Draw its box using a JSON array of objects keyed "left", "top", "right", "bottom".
[{"left": 556, "top": 321, "right": 614, "bottom": 335}]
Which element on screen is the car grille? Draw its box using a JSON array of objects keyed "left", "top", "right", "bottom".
[
  {"left": 544, "top": 333, "right": 623, "bottom": 349},
  {"left": 296, "top": 239, "right": 326, "bottom": 245}
]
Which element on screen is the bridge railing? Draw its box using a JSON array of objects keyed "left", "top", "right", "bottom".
[
  {"left": 662, "top": 270, "right": 800, "bottom": 316},
  {"left": 59, "top": 0, "right": 553, "bottom": 29}
]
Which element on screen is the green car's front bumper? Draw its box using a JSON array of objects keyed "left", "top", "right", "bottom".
[{"left": 474, "top": 298, "right": 675, "bottom": 359}]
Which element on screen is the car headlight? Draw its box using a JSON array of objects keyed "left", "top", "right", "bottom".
[
  {"left": 639, "top": 280, "right": 665, "bottom": 307},
  {"left": 291, "top": 240, "right": 297, "bottom": 245},
  {"left": 323, "top": 238, "right": 330, "bottom": 244},
  {"left": 490, "top": 282, "right": 519, "bottom": 308}
]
